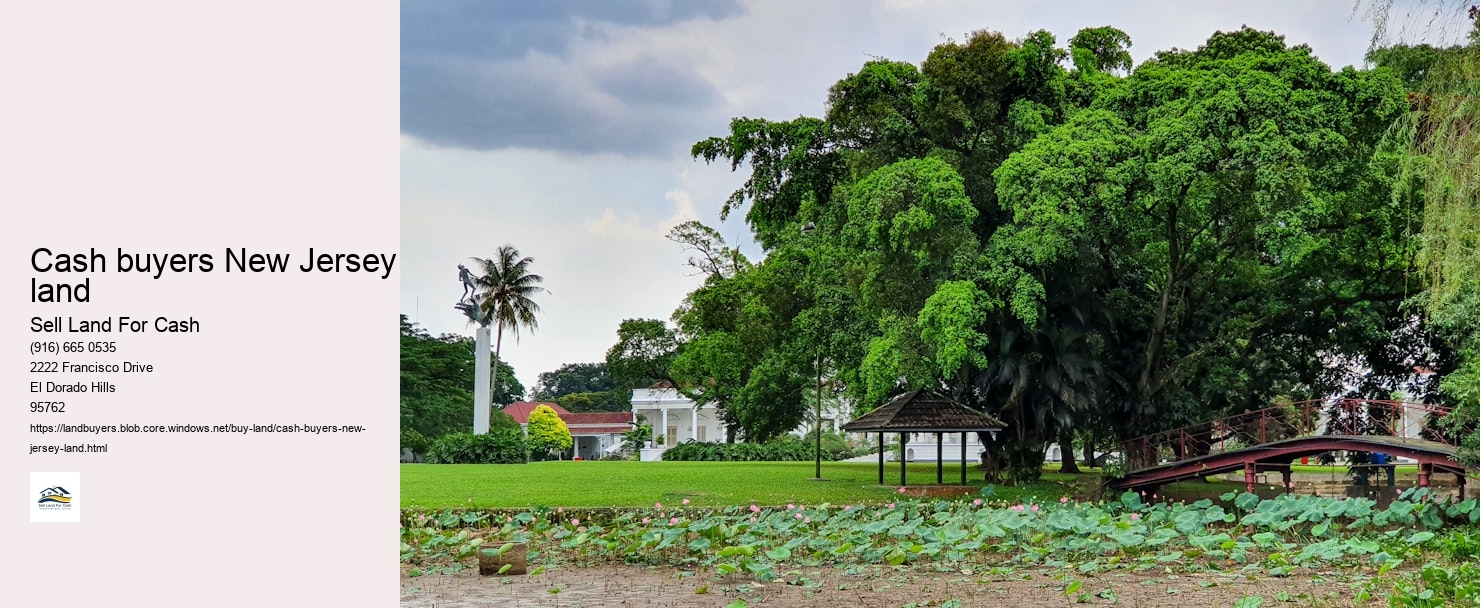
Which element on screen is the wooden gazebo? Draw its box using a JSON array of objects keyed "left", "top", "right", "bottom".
[{"left": 841, "top": 390, "right": 1006, "bottom": 486}]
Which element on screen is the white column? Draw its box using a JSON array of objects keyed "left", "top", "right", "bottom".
[
  {"left": 472, "top": 326, "right": 491, "bottom": 435},
  {"left": 660, "top": 407, "right": 669, "bottom": 447},
  {"left": 692, "top": 406, "right": 699, "bottom": 442}
]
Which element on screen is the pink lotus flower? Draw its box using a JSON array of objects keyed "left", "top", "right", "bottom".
[
  {"left": 804, "top": 517, "right": 811, "bottom": 524},
  {"left": 787, "top": 503, "right": 795, "bottom": 510},
  {"left": 898, "top": 487, "right": 907, "bottom": 493},
  {"left": 669, "top": 517, "right": 679, "bottom": 525},
  {"left": 642, "top": 517, "right": 650, "bottom": 524},
  {"left": 1010, "top": 504, "right": 1024, "bottom": 512},
  {"left": 1060, "top": 496, "right": 1069, "bottom": 504},
  {"left": 750, "top": 516, "right": 757, "bottom": 523},
  {"left": 655, "top": 502, "right": 663, "bottom": 509},
  {"left": 795, "top": 513, "right": 803, "bottom": 519},
  {"left": 682, "top": 499, "right": 690, "bottom": 505},
  {"left": 1031, "top": 504, "right": 1039, "bottom": 512},
  {"left": 1130, "top": 513, "right": 1140, "bottom": 521},
  {"left": 750, "top": 504, "right": 761, "bottom": 513},
  {"left": 887, "top": 503, "right": 895, "bottom": 509},
  {"left": 571, "top": 519, "right": 579, "bottom": 526},
  {"left": 973, "top": 499, "right": 983, "bottom": 506}
]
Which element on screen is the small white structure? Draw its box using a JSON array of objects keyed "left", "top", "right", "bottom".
[{"left": 898, "top": 432, "right": 988, "bottom": 463}]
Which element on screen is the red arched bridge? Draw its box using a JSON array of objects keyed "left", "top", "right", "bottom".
[{"left": 1109, "top": 399, "right": 1475, "bottom": 495}]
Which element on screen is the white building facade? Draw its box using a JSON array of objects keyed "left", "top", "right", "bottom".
[{"left": 630, "top": 387, "right": 855, "bottom": 461}]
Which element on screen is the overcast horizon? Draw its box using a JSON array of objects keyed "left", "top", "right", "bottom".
[{"left": 399, "top": 0, "right": 1473, "bottom": 397}]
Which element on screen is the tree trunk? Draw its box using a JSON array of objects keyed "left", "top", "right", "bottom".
[
  {"left": 1084, "top": 430, "right": 1095, "bottom": 468},
  {"left": 490, "top": 319, "right": 504, "bottom": 408},
  {"left": 1058, "top": 429, "right": 1081, "bottom": 474}
]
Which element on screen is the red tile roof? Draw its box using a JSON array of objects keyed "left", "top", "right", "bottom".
[
  {"left": 502, "top": 403, "right": 633, "bottom": 430},
  {"left": 564, "top": 412, "right": 633, "bottom": 425},
  {"left": 501, "top": 401, "right": 569, "bottom": 424}
]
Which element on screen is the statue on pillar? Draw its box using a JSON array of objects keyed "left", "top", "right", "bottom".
[
  {"left": 458, "top": 264, "right": 477, "bottom": 303},
  {"left": 455, "top": 264, "right": 492, "bottom": 327}
]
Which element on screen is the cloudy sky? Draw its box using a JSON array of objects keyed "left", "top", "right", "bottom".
[{"left": 400, "top": 0, "right": 1470, "bottom": 396}]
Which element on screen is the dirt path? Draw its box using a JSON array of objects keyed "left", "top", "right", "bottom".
[{"left": 401, "top": 564, "right": 1362, "bottom": 607}]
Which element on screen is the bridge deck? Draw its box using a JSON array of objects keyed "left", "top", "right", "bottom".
[{"left": 1110, "top": 435, "right": 1466, "bottom": 491}]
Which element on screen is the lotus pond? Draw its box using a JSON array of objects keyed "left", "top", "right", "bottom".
[{"left": 401, "top": 488, "right": 1480, "bottom": 606}]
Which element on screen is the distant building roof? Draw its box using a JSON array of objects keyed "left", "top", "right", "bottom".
[
  {"left": 564, "top": 412, "right": 633, "bottom": 425},
  {"left": 503, "top": 403, "right": 633, "bottom": 433},
  {"left": 841, "top": 390, "right": 1006, "bottom": 433},
  {"left": 502, "top": 401, "right": 569, "bottom": 424}
]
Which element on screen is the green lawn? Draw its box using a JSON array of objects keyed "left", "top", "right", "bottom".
[{"left": 401, "top": 461, "right": 1086, "bottom": 509}]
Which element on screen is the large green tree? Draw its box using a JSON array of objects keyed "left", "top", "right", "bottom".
[
  {"left": 681, "top": 24, "right": 1455, "bottom": 479},
  {"left": 987, "top": 28, "right": 1440, "bottom": 446},
  {"left": 400, "top": 315, "right": 524, "bottom": 440}
]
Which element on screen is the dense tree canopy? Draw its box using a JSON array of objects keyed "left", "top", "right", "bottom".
[
  {"left": 1366, "top": 7, "right": 1480, "bottom": 462},
  {"left": 609, "top": 23, "right": 1467, "bottom": 478},
  {"left": 400, "top": 315, "right": 524, "bottom": 441},
  {"left": 530, "top": 362, "right": 629, "bottom": 412}
]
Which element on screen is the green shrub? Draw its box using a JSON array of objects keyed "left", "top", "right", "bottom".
[
  {"left": 489, "top": 409, "right": 522, "bottom": 430},
  {"left": 1441, "top": 528, "right": 1480, "bottom": 561},
  {"left": 400, "top": 427, "right": 430, "bottom": 453},
  {"left": 661, "top": 437, "right": 823, "bottom": 462},
  {"left": 800, "top": 430, "right": 869, "bottom": 460},
  {"left": 424, "top": 429, "right": 528, "bottom": 464}
]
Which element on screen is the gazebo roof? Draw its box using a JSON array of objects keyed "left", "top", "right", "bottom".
[{"left": 841, "top": 390, "right": 1006, "bottom": 433}]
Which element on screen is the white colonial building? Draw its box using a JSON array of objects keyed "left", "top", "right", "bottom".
[{"left": 630, "top": 387, "right": 855, "bottom": 461}]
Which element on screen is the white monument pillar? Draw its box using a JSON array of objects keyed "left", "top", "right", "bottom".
[{"left": 472, "top": 325, "right": 492, "bottom": 434}]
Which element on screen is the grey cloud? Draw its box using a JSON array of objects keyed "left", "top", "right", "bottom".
[
  {"left": 402, "top": 0, "right": 745, "bottom": 61},
  {"left": 401, "top": 0, "right": 743, "bottom": 155},
  {"left": 402, "top": 55, "right": 721, "bottom": 155}
]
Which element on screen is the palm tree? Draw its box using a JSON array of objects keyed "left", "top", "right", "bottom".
[{"left": 469, "top": 245, "right": 547, "bottom": 418}]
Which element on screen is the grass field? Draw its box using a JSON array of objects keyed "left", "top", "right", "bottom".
[{"left": 401, "top": 461, "right": 1088, "bottom": 509}]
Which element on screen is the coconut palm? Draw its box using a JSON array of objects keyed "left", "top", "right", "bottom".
[{"left": 469, "top": 245, "right": 547, "bottom": 418}]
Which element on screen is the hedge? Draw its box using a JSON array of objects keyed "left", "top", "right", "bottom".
[
  {"left": 424, "top": 428, "right": 528, "bottom": 464},
  {"left": 660, "top": 437, "right": 853, "bottom": 462}
]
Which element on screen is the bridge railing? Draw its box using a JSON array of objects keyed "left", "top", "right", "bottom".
[{"left": 1118, "top": 399, "right": 1455, "bottom": 472}]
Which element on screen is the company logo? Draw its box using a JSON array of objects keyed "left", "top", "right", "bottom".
[
  {"left": 30, "top": 472, "right": 80, "bottom": 522},
  {"left": 38, "top": 486, "right": 72, "bottom": 507}
]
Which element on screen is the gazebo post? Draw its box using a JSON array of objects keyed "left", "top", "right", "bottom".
[
  {"left": 900, "top": 432, "right": 907, "bottom": 487},
  {"left": 838, "top": 391, "right": 1005, "bottom": 491},
  {"left": 960, "top": 432, "right": 967, "bottom": 485},
  {"left": 877, "top": 432, "right": 884, "bottom": 485},
  {"left": 936, "top": 432, "right": 943, "bottom": 484}
]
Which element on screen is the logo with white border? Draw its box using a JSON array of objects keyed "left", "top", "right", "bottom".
[{"left": 30, "top": 472, "right": 80, "bottom": 522}]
